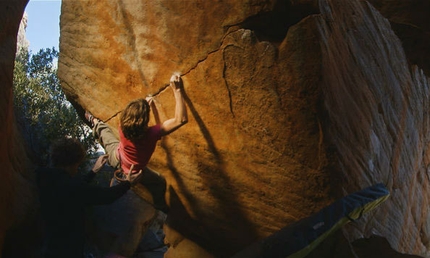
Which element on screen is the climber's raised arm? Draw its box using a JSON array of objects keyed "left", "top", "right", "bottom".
[
  {"left": 160, "top": 74, "right": 188, "bottom": 136},
  {"left": 146, "top": 96, "right": 161, "bottom": 125}
]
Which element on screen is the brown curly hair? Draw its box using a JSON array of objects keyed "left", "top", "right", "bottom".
[
  {"left": 49, "top": 137, "right": 85, "bottom": 167},
  {"left": 120, "top": 98, "right": 150, "bottom": 140}
]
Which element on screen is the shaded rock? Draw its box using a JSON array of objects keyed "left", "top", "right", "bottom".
[
  {"left": 367, "top": 0, "right": 430, "bottom": 77},
  {"left": 352, "top": 235, "right": 424, "bottom": 258},
  {"left": 315, "top": 1, "right": 430, "bottom": 256},
  {"left": 0, "top": 0, "right": 42, "bottom": 257},
  {"left": 305, "top": 232, "right": 424, "bottom": 258},
  {"left": 85, "top": 164, "right": 158, "bottom": 257}
]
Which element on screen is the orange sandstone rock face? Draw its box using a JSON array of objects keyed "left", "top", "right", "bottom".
[{"left": 58, "top": 0, "right": 430, "bottom": 257}]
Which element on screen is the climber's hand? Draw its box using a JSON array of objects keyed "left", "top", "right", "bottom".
[
  {"left": 170, "top": 73, "right": 183, "bottom": 91},
  {"left": 126, "top": 164, "right": 143, "bottom": 186},
  {"left": 146, "top": 96, "right": 154, "bottom": 105}
]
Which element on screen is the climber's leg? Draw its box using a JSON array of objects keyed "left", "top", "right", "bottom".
[
  {"left": 92, "top": 121, "right": 120, "bottom": 169},
  {"left": 140, "top": 167, "right": 169, "bottom": 214}
]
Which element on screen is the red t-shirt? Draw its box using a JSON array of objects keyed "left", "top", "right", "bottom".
[{"left": 118, "top": 124, "right": 162, "bottom": 173}]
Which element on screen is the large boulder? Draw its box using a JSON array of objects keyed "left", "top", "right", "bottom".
[{"left": 57, "top": 0, "right": 430, "bottom": 257}]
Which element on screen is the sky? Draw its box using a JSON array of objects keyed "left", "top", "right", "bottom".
[{"left": 25, "top": 0, "right": 61, "bottom": 53}]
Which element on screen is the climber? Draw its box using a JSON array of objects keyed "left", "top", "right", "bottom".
[
  {"left": 84, "top": 73, "right": 188, "bottom": 213},
  {"left": 36, "top": 137, "right": 142, "bottom": 258}
]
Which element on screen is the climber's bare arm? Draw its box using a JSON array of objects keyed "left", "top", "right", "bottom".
[
  {"left": 160, "top": 74, "right": 188, "bottom": 136},
  {"left": 146, "top": 96, "right": 161, "bottom": 125}
]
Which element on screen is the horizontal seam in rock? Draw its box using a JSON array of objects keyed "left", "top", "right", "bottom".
[
  {"left": 150, "top": 48, "right": 228, "bottom": 96},
  {"left": 149, "top": 28, "right": 242, "bottom": 120},
  {"left": 104, "top": 110, "right": 122, "bottom": 123},
  {"left": 104, "top": 28, "right": 242, "bottom": 122}
]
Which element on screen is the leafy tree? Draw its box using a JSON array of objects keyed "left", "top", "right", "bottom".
[{"left": 13, "top": 48, "right": 97, "bottom": 166}]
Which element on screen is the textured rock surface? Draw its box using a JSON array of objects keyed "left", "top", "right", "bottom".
[
  {"left": 0, "top": 0, "right": 41, "bottom": 256},
  {"left": 306, "top": 233, "right": 424, "bottom": 258},
  {"left": 57, "top": 0, "right": 430, "bottom": 257},
  {"left": 367, "top": 0, "right": 430, "bottom": 78},
  {"left": 317, "top": 1, "right": 430, "bottom": 256}
]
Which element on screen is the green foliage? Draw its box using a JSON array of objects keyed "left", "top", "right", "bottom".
[{"left": 13, "top": 48, "right": 97, "bottom": 166}]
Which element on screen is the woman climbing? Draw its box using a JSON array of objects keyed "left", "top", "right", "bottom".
[{"left": 85, "top": 73, "right": 188, "bottom": 213}]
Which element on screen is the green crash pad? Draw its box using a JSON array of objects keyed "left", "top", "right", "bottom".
[{"left": 232, "top": 183, "right": 390, "bottom": 258}]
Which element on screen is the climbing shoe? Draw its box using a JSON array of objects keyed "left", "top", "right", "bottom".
[{"left": 84, "top": 110, "right": 99, "bottom": 127}]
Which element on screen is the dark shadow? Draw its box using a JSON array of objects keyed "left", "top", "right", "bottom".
[
  {"left": 306, "top": 232, "right": 423, "bottom": 258},
  {"left": 241, "top": 0, "right": 319, "bottom": 43},
  {"left": 2, "top": 213, "right": 44, "bottom": 258},
  {"left": 304, "top": 230, "right": 357, "bottom": 258},
  {"left": 352, "top": 235, "right": 423, "bottom": 258},
  {"left": 390, "top": 22, "right": 430, "bottom": 78},
  {"left": 165, "top": 188, "right": 211, "bottom": 248},
  {"left": 69, "top": 97, "right": 91, "bottom": 127},
  {"left": 161, "top": 91, "right": 259, "bottom": 257}
]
